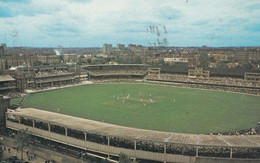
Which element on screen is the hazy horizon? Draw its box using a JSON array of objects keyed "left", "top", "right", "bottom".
[{"left": 3, "top": 45, "right": 260, "bottom": 49}]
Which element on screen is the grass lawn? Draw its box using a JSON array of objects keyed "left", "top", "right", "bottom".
[
  {"left": 11, "top": 97, "right": 23, "bottom": 105},
  {"left": 15, "top": 83, "right": 260, "bottom": 134}
]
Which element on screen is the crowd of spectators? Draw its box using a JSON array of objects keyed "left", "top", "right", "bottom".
[
  {"left": 35, "top": 70, "right": 71, "bottom": 77},
  {"left": 0, "top": 81, "right": 16, "bottom": 88},
  {"left": 146, "top": 73, "right": 259, "bottom": 88},
  {"left": 197, "top": 147, "right": 230, "bottom": 158},
  {"left": 20, "top": 117, "right": 33, "bottom": 127},
  {"left": 212, "top": 126, "right": 260, "bottom": 136},
  {"left": 110, "top": 137, "right": 134, "bottom": 149},
  {"left": 137, "top": 141, "right": 164, "bottom": 153},
  {"left": 67, "top": 128, "right": 85, "bottom": 140},
  {"left": 6, "top": 91, "right": 22, "bottom": 98},
  {"left": 33, "top": 71, "right": 77, "bottom": 89},
  {"left": 86, "top": 133, "right": 108, "bottom": 145},
  {"left": 35, "top": 121, "right": 48, "bottom": 131},
  {"left": 232, "top": 148, "right": 260, "bottom": 158},
  {"left": 90, "top": 78, "right": 142, "bottom": 83},
  {"left": 88, "top": 69, "right": 147, "bottom": 76},
  {"left": 50, "top": 124, "right": 65, "bottom": 135},
  {"left": 167, "top": 144, "right": 196, "bottom": 156},
  {"left": 145, "top": 73, "right": 260, "bottom": 95}
]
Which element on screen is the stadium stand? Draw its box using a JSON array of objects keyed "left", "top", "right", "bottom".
[
  {"left": 0, "top": 75, "right": 16, "bottom": 93},
  {"left": 145, "top": 73, "right": 260, "bottom": 95},
  {"left": 6, "top": 108, "right": 260, "bottom": 162}
]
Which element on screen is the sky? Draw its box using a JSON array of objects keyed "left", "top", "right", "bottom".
[{"left": 0, "top": 0, "right": 259, "bottom": 47}]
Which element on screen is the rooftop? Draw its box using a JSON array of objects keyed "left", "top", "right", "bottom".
[{"left": 0, "top": 75, "right": 15, "bottom": 82}]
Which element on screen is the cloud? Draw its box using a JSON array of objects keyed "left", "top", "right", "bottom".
[{"left": 0, "top": 0, "right": 259, "bottom": 47}]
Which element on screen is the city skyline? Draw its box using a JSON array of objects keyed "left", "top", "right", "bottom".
[{"left": 0, "top": 0, "right": 259, "bottom": 47}]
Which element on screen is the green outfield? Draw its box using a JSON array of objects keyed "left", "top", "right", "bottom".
[{"left": 14, "top": 83, "right": 260, "bottom": 134}]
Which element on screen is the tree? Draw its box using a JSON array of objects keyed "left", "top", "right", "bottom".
[
  {"left": 59, "top": 54, "right": 64, "bottom": 62},
  {"left": 199, "top": 53, "right": 209, "bottom": 68},
  {"left": 87, "top": 58, "right": 92, "bottom": 64},
  {"left": 33, "top": 61, "right": 43, "bottom": 66},
  {"left": 209, "top": 56, "right": 216, "bottom": 63},
  {"left": 77, "top": 60, "right": 87, "bottom": 65},
  {"left": 14, "top": 129, "right": 31, "bottom": 161},
  {"left": 241, "top": 62, "right": 253, "bottom": 69},
  {"left": 133, "top": 56, "right": 142, "bottom": 64},
  {"left": 157, "top": 59, "right": 165, "bottom": 65},
  {"left": 216, "top": 61, "right": 228, "bottom": 68},
  {"left": 92, "top": 57, "right": 110, "bottom": 64},
  {"left": 173, "top": 62, "right": 188, "bottom": 67}
]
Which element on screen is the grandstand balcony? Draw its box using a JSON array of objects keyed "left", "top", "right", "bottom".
[
  {"left": 0, "top": 75, "right": 17, "bottom": 92},
  {"left": 33, "top": 72, "right": 77, "bottom": 88}
]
